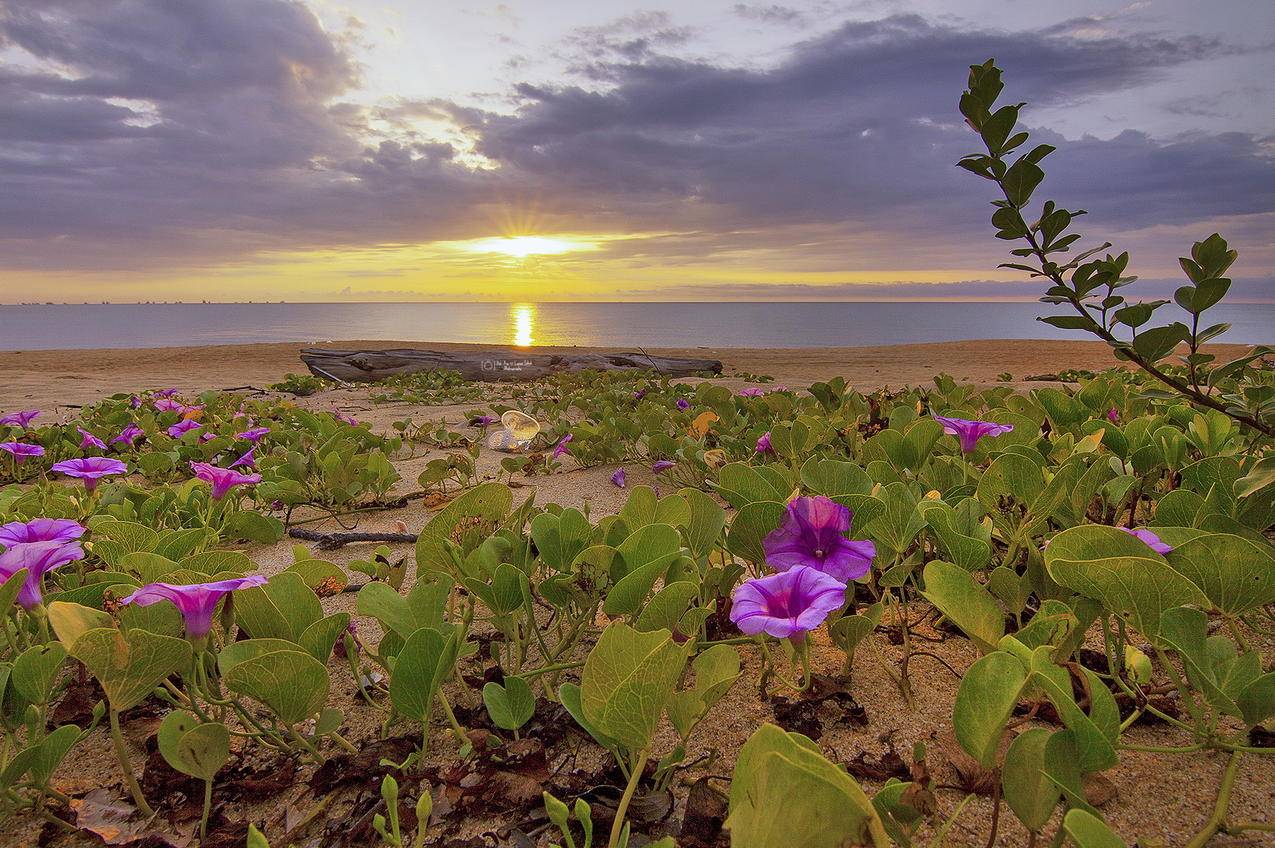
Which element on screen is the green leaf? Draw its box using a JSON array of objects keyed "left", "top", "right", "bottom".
[
  {"left": 680, "top": 488, "right": 727, "bottom": 560},
  {"left": 920, "top": 500, "right": 991, "bottom": 572},
  {"left": 604, "top": 524, "right": 681, "bottom": 617},
  {"left": 389, "top": 627, "right": 458, "bottom": 723},
  {"left": 1002, "top": 728, "right": 1060, "bottom": 833},
  {"left": 1165, "top": 533, "right": 1275, "bottom": 617},
  {"left": 580, "top": 623, "right": 689, "bottom": 751},
  {"left": 482, "top": 677, "right": 536, "bottom": 731},
  {"left": 726, "top": 723, "right": 888, "bottom": 848},
  {"left": 1044, "top": 525, "right": 1208, "bottom": 637},
  {"left": 12, "top": 643, "right": 67, "bottom": 706},
  {"left": 920, "top": 561, "right": 1004, "bottom": 653},
  {"left": 356, "top": 571, "right": 453, "bottom": 640},
  {"left": 1063, "top": 809, "right": 1126, "bottom": 848},
  {"left": 234, "top": 572, "right": 322, "bottom": 642},
  {"left": 46, "top": 601, "right": 112, "bottom": 649},
  {"left": 223, "top": 648, "right": 329, "bottom": 725},
  {"left": 531, "top": 508, "right": 592, "bottom": 571},
  {"left": 635, "top": 581, "right": 699, "bottom": 632},
  {"left": 415, "top": 483, "right": 512, "bottom": 574},
  {"left": 559, "top": 682, "right": 620, "bottom": 749},
  {"left": 157, "top": 710, "right": 230, "bottom": 781},
  {"left": 1002, "top": 158, "right": 1044, "bottom": 206},
  {"left": 725, "top": 501, "right": 787, "bottom": 566},
  {"left": 299, "top": 613, "right": 352, "bottom": 664},
  {"left": 953, "top": 652, "right": 1027, "bottom": 768},
  {"left": 72, "top": 627, "right": 193, "bottom": 711}
]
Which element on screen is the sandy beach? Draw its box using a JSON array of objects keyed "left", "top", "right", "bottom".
[{"left": 3, "top": 337, "right": 1254, "bottom": 411}]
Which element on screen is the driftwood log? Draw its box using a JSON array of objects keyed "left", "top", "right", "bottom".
[{"left": 300, "top": 347, "right": 722, "bottom": 383}]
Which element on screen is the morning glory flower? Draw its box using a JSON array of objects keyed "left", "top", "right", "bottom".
[
  {"left": 633, "top": 389, "right": 646, "bottom": 401},
  {"left": 51, "top": 457, "right": 128, "bottom": 491},
  {"left": 229, "top": 447, "right": 255, "bottom": 469},
  {"left": 129, "top": 395, "right": 143, "bottom": 409},
  {"left": 153, "top": 398, "right": 184, "bottom": 412},
  {"left": 652, "top": 460, "right": 676, "bottom": 473},
  {"left": 0, "top": 518, "right": 85, "bottom": 546},
  {"left": 675, "top": 398, "right": 691, "bottom": 411},
  {"left": 154, "top": 388, "right": 179, "bottom": 398},
  {"left": 167, "top": 419, "right": 202, "bottom": 438},
  {"left": 112, "top": 423, "right": 144, "bottom": 447},
  {"left": 551, "top": 434, "right": 573, "bottom": 459},
  {"left": 190, "top": 461, "right": 262, "bottom": 499},
  {"left": 0, "top": 410, "right": 40, "bottom": 429},
  {"left": 235, "top": 426, "right": 269, "bottom": 442},
  {"left": 611, "top": 468, "right": 627, "bottom": 488},
  {"left": 738, "top": 388, "right": 765, "bottom": 397},
  {"left": 1107, "top": 408, "right": 1120, "bottom": 423},
  {"left": 333, "top": 412, "right": 358, "bottom": 426},
  {"left": 933, "top": 415, "right": 1014, "bottom": 454},
  {"left": 469, "top": 415, "right": 498, "bottom": 427},
  {"left": 755, "top": 432, "right": 773, "bottom": 454},
  {"left": 762, "top": 495, "right": 876, "bottom": 582},
  {"left": 77, "top": 427, "right": 106, "bottom": 450},
  {"left": 0, "top": 540, "right": 85, "bottom": 609},
  {"left": 1121, "top": 527, "right": 1172, "bottom": 555},
  {"left": 729, "top": 566, "right": 847, "bottom": 641},
  {"left": 1, "top": 443, "right": 46, "bottom": 462},
  {"left": 121, "top": 575, "right": 268, "bottom": 642}
]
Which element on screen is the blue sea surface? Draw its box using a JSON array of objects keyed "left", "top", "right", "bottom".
[{"left": 1, "top": 301, "right": 1271, "bottom": 350}]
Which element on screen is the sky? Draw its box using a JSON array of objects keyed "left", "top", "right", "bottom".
[{"left": 0, "top": 0, "right": 1272, "bottom": 303}]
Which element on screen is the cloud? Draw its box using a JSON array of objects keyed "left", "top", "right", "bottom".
[{"left": 0, "top": 2, "right": 1271, "bottom": 287}]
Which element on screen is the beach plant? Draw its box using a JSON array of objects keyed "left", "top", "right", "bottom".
[{"left": 958, "top": 59, "right": 1274, "bottom": 437}]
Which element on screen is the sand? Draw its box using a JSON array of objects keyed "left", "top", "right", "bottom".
[
  {"left": 4, "top": 338, "right": 1271, "bottom": 847},
  {"left": 6, "top": 337, "right": 1255, "bottom": 412}
]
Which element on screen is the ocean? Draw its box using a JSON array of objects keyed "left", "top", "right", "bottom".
[{"left": 1, "top": 301, "right": 1271, "bottom": 350}]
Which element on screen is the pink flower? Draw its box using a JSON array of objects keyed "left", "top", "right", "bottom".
[
  {"left": 0, "top": 410, "right": 40, "bottom": 429},
  {"left": 236, "top": 427, "right": 270, "bottom": 442},
  {"left": 738, "top": 388, "right": 765, "bottom": 397},
  {"left": 77, "top": 427, "right": 106, "bottom": 450},
  {"left": 1121, "top": 527, "right": 1172, "bottom": 555},
  {"left": 121, "top": 575, "right": 267, "bottom": 641},
  {"left": 933, "top": 416, "right": 1014, "bottom": 454},
  {"left": 167, "top": 419, "right": 202, "bottom": 438},
  {"left": 0, "top": 518, "right": 85, "bottom": 546},
  {"left": 675, "top": 398, "right": 691, "bottom": 411},
  {"left": 50, "top": 457, "right": 128, "bottom": 491},
  {"left": 652, "top": 460, "right": 676, "bottom": 473},
  {"left": 153, "top": 389, "right": 180, "bottom": 398},
  {"left": 229, "top": 447, "right": 255, "bottom": 469},
  {"left": 0, "top": 540, "right": 85, "bottom": 609},
  {"left": 1, "top": 442, "right": 45, "bottom": 463},
  {"left": 1106, "top": 408, "right": 1120, "bottom": 423},
  {"left": 112, "top": 423, "right": 144, "bottom": 447},
  {"left": 154, "top": 398, "right": 184, "bottom": 412},
  {"left": 552, "top": 434, "right": 573, "bottom": 459},
  {"left": 763, "top": 496, "right": 876, "bottom": 582},
  {"left": 129, "top": 395, "right": 143, "bottom": 409},
  {"left": 190, "top": 461, "right": 261, "bottom": 499},
  {"left": 730, "top": 566, "right": 847, "bottom": 641},
  {"left": 611, "top": 468, "right": 627, "bottom": 488},
  {"left": 755, "top": 432, "right": 773, "bottom": 454},
  {"left": 333, "top": 412, "right": 358, "bottom": 426}
]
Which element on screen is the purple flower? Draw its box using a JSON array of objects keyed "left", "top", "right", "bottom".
[
  {"left": 0, "top": 443, "right": 45, "bottom": 462},
  {"left": 675, "top": 398, "right": 691, "bottom": 411},
  {"left": 50, "top": 457, "right": 128, "bottom": 491},
  {"left": 229, "top": 447, "right": 256, "bottom": 469},
  {"left": 652, "top": 460, "right": 676, "bottom": 474},
  {"left": 762, "top": 495, "right": 876, "bottom": 582},
  {"left": 333, "top": 411, "right": 358, "bottom": 426},
  {"left": 154, "top": 388, "right": 179, "bottom": 398},
  {"left": 470, "top": 415, "right": 498, "bottom": 427},
  {"left": 112, "top": 423, "right": 144, "bottom": 447},
  {"left": 0, "top": 410, "right": 40, "bottom": 429},
  {"left": 611, "top": 468, "right": 627, "bottom": 488},
  {"left": 153, "top": 398, "right": 184, "bottom": 412},
  {"left": 552, "top": 434, "right": 573, "bottom": 459},
  {"left": 167, "top": 419, "right": 202, "bottom": 438},
  {"left": 738, "top": 387, "right": 765, "bottom": 398},
  {"left": 77, "top": 427, "right": 106, "bottom": 450},
  {"left": 1121, "top": 527, "right": 1172, "bottom": 555},
  {"left": 755, "top": 432, "right": 773, "bottom": 454},
  {"left": 1106, "top": 408, "right": 1120, "bottom": 423},
  {"left": 0, "top": 518, "right": 85, "bottom": 546},
  {"left": 0, "top": 540, "right": 85, "bottom": 609},
  {"left": 129, "top": 395, "right": 143, "bottom": 409},
  {"left": 236, "top": 426, "right": 270, "bottom": 442},
  {"left": 633, "top": 389, "right": 646, "bottom": 401},
  {"left": 121, "top": 575, "right": 268, "bottom": 641},
  {"left": 199, "top": 432, "right": 217, "bottom": 442},
  {"left": 190, "top": 461, "right": 262, "bottom": 499},
  {"left": 729, "top": 566, "right": 847, "bottom": 641},
  {"left": 933, "top": 415, "right": 1014, "bottom": 454}
]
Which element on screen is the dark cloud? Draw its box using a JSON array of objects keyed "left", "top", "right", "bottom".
[{"left": 0, "top": 2, "right": 1271, "bottom": 283}]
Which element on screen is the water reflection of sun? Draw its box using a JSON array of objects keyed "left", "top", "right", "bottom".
[{"left": 511, "top": 303, "right": 535, "bottom": 347}]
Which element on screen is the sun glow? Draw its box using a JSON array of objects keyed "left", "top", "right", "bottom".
[
  {"left": 511, "top": 303, "right": 535, "bottom": 346},
  {"left": 457, "top": 235, "right": 599, "bottom": 258}
]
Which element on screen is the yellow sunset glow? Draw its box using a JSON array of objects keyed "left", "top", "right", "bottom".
[
  {"left": 511, "top": 303, "right": 535, "bottom": 346},
  {"left": 456, "top": 235, "right": 600, "bottom": 258}
]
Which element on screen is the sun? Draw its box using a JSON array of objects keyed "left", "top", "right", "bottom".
[{"left": 456, "top": 235, "right": 599, "bottom": 258}]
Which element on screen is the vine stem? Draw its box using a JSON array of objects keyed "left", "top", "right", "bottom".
[
  {"left": 1184, "top": 751, "right": 1242, "bottom": 848},
  {"left": 109, "top": 709, "right": 155, "bottom": 818},
  {"left": 608, "top": 749, "right": 650, "bottom": 848}
]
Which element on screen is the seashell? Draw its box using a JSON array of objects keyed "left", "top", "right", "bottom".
[{"left": 486, "top": 410, "right": 541, "bottom": 452}]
